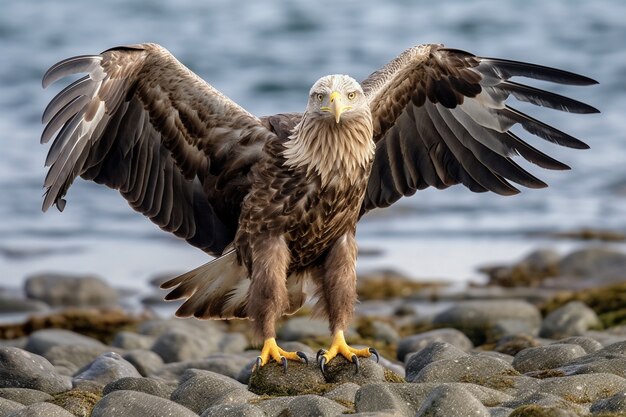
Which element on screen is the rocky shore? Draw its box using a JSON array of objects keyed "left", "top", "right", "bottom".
[{"left": 2, "top": 245, "right": 626, "bottom": 416}]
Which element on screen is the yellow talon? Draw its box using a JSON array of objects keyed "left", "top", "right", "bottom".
[
  {"left": 255, "top": 338, "right": 308, "bottom": 371},
  {"left": 318, "top": 331, "right": 377, "bottom": 374}
]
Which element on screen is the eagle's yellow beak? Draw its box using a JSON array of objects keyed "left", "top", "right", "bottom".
[{"left": 329, "top": 91, "right": 351, "bottom": 123}]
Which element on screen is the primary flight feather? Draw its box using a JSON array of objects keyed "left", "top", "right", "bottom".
[{"left": 41, "top": 43, "right": 598, "bottom": 372}]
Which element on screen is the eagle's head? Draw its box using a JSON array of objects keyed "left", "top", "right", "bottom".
[{"left": 307, "top": 74, "right": 369, "bottom": 124}]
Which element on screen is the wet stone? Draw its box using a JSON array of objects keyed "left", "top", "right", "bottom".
[
  {"left": 0, "top": 388, "right": 53, "bottom": 405},
  {"left": 72, "top": 352, "right": 141, "bottom": 387},
  {"left": 397, "top": 328, "right": 473, "bottom": 362},
  {"left": 415, "top": 384, "right": 490, "bottom": 417},
  {"left": 24, "top": 273, "right": 117, "bottom": 308},
  {"left": 405, "top": 341, "right": 468, "bottom": 382},
  {"left": 170, "top": 369, "right": 258, "bottom": 414},
  {"left": 0, "top": 347, "right": 72, "bottom": 394},
  {"left": 91, "top": 390, "right": 197, "bottom": 417},
  {"left": 200, "top": 403, "right": 265, "bottom": 417},
  {"left": 102, "top": 377, "right": 175, "bottom": 399},
  {"left": 512, "top": 344, "right": 586, "bottom": 373},
  {"left": 25, "top": 329, "right": 105, "bottom": 356},
  {"left": 433, "top": 300, "right": 541, "bottom": 345},
  {"left": 590, "top": 390, "right": 626, "bottom": 414},
  {"left": 412, "top": 355, "right": 518, "bottom": 385},
  {"left": 5, "top": 402, "right": 76, "bottom": 417},
  {"left": 540, "top": 301, "right": 601, "bottom": 339}
]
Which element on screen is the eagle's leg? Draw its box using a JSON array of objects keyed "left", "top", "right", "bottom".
[
  {"left": 316, "top": 233, "right": 378, "bottom": 374},
  {"left": 247, "top": 236, "right": 307, "bottom": 371}
]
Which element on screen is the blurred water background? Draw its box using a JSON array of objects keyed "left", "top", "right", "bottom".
[{"left": 1, "top": 0, "right": 625, "bottom": 291}]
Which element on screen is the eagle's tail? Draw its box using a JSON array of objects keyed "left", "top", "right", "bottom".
[{"left": 160, "top": 251, "right": 307, "bottom": 319}]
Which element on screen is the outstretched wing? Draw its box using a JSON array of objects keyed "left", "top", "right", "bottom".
[
  {"left": 42, "top": 43, "right": 275, "bottom": 255},
  {"left": 361, "top": 44, "right": 598, "bottom": 213}
]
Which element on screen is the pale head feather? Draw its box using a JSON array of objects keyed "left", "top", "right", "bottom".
[{"left": 283, "top": 74, "right": 375, "bottom": 187}]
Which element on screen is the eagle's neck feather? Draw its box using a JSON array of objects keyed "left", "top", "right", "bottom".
[{"left": 282, "top": 112, "right": 375, "bottom": 187}]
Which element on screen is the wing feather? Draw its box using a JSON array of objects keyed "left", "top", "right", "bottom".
[
  {"left": 42, "top": 43, "right": 274, "bottom": 255},
  {"left": 361, "top": 44, "right": 598, "bottom": 214}
]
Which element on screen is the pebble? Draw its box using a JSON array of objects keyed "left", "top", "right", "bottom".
[
  {"left": 551, "top": 335, "right": 603, "bottom": 354},
  {"left": 277, "top": 317, "right": 330, "bottom": 340},
  {"left": 404, "top": 341, "right": 468, "bottom": 382},
  {"left": 200, "top": 403, "right": 265, "bottom": 417},
  {"left": 149, "top": 353, "right": 252, "bottom": 382},
  {"left": 512, "top": 344, "right": 587, "bottom": 373},
  {"left": 0, "top": 296, "right": 48, "bottom": 314},
  {"left": 559, "top": 247, "right": 626, "bottom": 280},
  {"left": 590, "top": 390, "right": 626, "bottom": 414},
  {"left": 110, "top": 332, "right": 155, "bottom": 350},
  {"left": 0, "top": 347, "right": 72, "bottom": 394},
  {"left": 539, "top": 373, "right": 626, "bottom": 403},
  {"left": 0, "top": 398, "right": 24, "bottom": 415},
  {"left": 44, "top": 344, "right": 119, "bottom": 376},
  {"left": 322, "top": 356, "right": 386, "bottom": 385},
  {"left": 414, "top": 384, "right": 490, "bottom": 417},
  {"left": 170, "top": 369, "right": 258, "bottom": 414},
  {"left": 282, "top": 394, "right": 348, "bottom": 417},
  {"left": 433, "top": 300, "right": 542, "bottom": 344},
  {"left": 24, "top": 273, "right": 118, "bottom": 307},
  {"left": 150, "top": 327, "right": 222, "bottom": 363},
  {"left": 322, "top": 382, "right": 360, "bottom": 403},
  {"left": 24, "top": 329, "right": 105, "bottom": 356},
  {"left": 91, "top": 390, "right": 197, "bottom": 417},
  {"left": 248, "top": 355, "right": 325, "bottom": 396},
  {"left": 412, "top": 355, "right": 517, "bottom": 384},
  {"left": 540, "top": 301, "right": 601, "bottom": 339},
  {"left": 0, "top": 388, "right": 53, "bottom": 405},
  {"left": 72, "top": 352, "right": 141, "bottom": 387},
  {"left": 5, "top": 402, "right": 76, "bottom": 417},
  {"left": 103, "top": 377, "right": 175, "bottom": 399},
  {"left": 396, "top": 328, "right": 473, "bottom": 362},
  {"left": 121, "top": 349, "right": 164, "bottom": 377}
]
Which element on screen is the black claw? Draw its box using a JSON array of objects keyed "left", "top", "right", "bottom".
[
  {"left": 316, "top": 349, "right": 327, "bottom": 364},
  {"left": 369, "top": 347, "right": 380, "bottom": 363},
  {"left": 296, "top": 351, "right": 309, "bottom": 365},
  {"left": 351, "top": 355, "right": 360, "bottom": 375},
  {"left": 319, "top": 356, "right": 327, "bottom": 376},
  {"left": 255, "top": 357, "right": 262, "bottom": 371},
  {"left": 280, "top": 356, "right": 288, "bottom": 373}
]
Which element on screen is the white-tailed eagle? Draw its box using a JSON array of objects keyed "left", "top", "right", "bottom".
[{"left": 41, "top": 43, "right": 598, "bottom": 372}]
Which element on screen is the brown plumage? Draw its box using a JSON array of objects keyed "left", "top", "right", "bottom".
[{"left": 41, "top": 42, "right": 598, "bottom": 368}]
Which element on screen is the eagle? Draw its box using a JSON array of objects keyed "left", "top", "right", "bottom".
[{"left": 41, "top": 43, "right": 597, "bottom": 373}]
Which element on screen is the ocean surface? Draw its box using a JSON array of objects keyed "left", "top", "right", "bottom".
[{"left": 1, "top": 0, "right": 625, "bottom": 292}]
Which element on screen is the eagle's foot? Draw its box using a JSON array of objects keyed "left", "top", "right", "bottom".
[
  {"left": 255, "top": 337, "right": 308, "bottom": 373},
  {"left": 317, "top": 331, "right": 379, "bottom": 375}
]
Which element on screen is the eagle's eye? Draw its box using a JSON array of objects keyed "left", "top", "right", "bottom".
[
  {"left": 347, "top": 92, "right": 356, "bottom": 100},
  {"left": 316, "top": 93, "right": 324, "bottom": 102}
]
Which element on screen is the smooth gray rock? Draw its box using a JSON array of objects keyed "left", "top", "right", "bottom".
[
  {"left": 277, "top": 317, "right": 329, "bottom": 341},
  {"left": 493, "top": 334, "right": 540, "bottom": 356},
  {"left": 25, "top": 329, "right": 104, "bottom": 356},
  {"left": 355, "top": 383, "right": 512, "bottom": 416},
  {"left": 111, "top": 332, "right": 155, "bottom": 350},
  {"left": 415, "top": 384, "right": 490, "bottom": 417},
  {"left": 24, "top": 273, "right": 117, "bottom": 307},
  {"left": 552, "top": 336, "right": 603, "bottom": 354},
  {"left": 0, "top": 347, "right": 72, "bottom": 394},
  {"left": 286, "top": 395, "right": 348, "bottom": 417},
  {"left": 103, "top": 377, "right": 175, "bottom": 399},
  {"left": 248, "top": 355, "right": 326, "bottom": 396},
  {"left": 502, "top": 391, "right": 587, "bottom": 414},
  {"left": 218, "top": 332, "right": 249, "bottom": 353},
  {"left": 405, "top": 341, "right": 468, "bottom": 382},
  {"left": 322, "top": 356, "right": 386, "bottom": 385},
  {"left": 0, "top": 388, "right": 53, "bottom": 405},
  {"left": 149, "top": 353, "right": 251, "bottom": 382},
  {"left": 559, "top": 247, "right": 626, "bottom": 279},
  {"left": 200, "top": 403, "right": 265, "bottom": 417},
  {"left": 150, "top": 327, "right": 222, "bottom": 363},
  {"left": 323, "top": 382, "right": 360, "bottom": 403},
  {"left": 138, "top": 318, "right": 224, "bottom": 338},
  {"left": 489, "top": 407, "right": 513, "bottom": 417},
  {"left": 512, "top": 344, "right": 586, "bottom": 373},
  {"left": 254, "top": 397, "right": 294, "bottom": 417},
  {"left": 433, "top": 300, "right": 542, "bottom": 344},
  {"left": 0, "top": 398, "right": 24, "bottom": 415},
  {"left": 0, "top": 296, "right": 48, "bottom": 313},
  {"left": 554, "top": 358, "right": 626, "bottom": 379},
  {"left": 539, "top": 373, "right": 626, "bottom": 403},
  {"left": 6, "top": 402, "right": 76, "bottom": 417},
  {"left": 73, "top": 352, "right": 141, "bottom": 387},
  {"left": 121, "top": 349, "right": 164, "bottom": 377},
  {"left": 540, "top": 301, "right": 601, "bottom": 339},
  {"left": 368, "top": 321, "right": 400, "bottom": 344},
  {"left": 590, "top": 389, "right": 626, "bottom": 414},
  {"left": 397, "top": 329, "right": 473, "bottom": 361},
  {"left": 170, "top": 369, "right": 258, "bottom": 414},
  {"left": 44, "top": 344, "right": 119, "bottom": 376},
  {"left": 91, "top": 390, "right": 197, "bottom": 417},
  {"left": 413, "top": 355, "right": 517, "bottom": 384}
]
